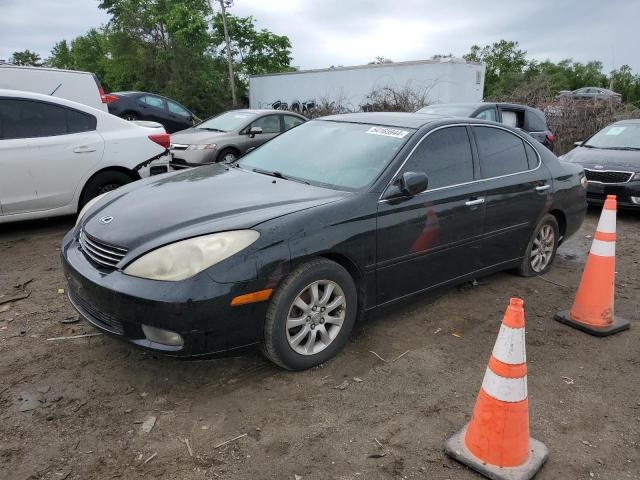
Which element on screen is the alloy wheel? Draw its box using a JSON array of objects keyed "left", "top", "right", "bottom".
[
  {"left": 530, "top": 224, "right": 555, "bottom": 272},
  {"left": 285, "top": 280, "right": 346, "bottom": 356}
]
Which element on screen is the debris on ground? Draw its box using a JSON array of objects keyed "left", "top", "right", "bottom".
[
  {"left": 369, "top": 350, "right": 387, "bottom": 362},
  {"left": 59, "top": 316, "right": 80, "bottom": 324},
  {"left": 562, "top": 376, "right": 575, "bottom": 385},
  {"left": 17, "top": 390, "right": 46, "bottom": 412},
  {"left": 353, "top": 377, "right": 363, "bottom": 383},
  {"left": 334, "top": 380, "right": 350, "bottom": 390},
  {"left": 0, "top": 290, "right": 31, "bottom": 305},
  {"left": 142, "top": 452, "right": 157, "bottom": 465},
  {"left": 141, "top": 416, "right": 157, "bottom": 433},
  {"left": 46, "top": 333, "right": 103, "bottom": 341},
  {"left": 214, "top": 433, "right": 248, "bottom": 449}
]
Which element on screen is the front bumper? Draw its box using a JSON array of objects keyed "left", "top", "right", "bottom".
[
  {"left": 61, "top": 232, "right": 269, "bottom": 357},
  {"left": 586, "top": 181, "right": 640, "bottom": 209},
  {"left": 169, "top": 148, "right": 217, "bottom": 170}
]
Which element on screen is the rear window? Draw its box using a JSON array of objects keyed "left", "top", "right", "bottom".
[
  {"left": 0, "top": 98, "right": 96, "bottom": 139},
  {"left": 524, "top": 109, "right": 548, "bottom": 132}
]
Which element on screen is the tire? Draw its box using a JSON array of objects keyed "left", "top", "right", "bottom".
[
  {"left": 262, "top": 258, "right": 358, "bottom": 370},
  {"left": 217, "top": 148, "right": 239, "bottom": 163},
  {"left": 80, "top": 171, "right": 133, "bottom": 209},
  {"left": 120, "top": 112, "right": 140, "bottom": 121},
  {"left": 517, "top": 214, "right": 560, "bottom": 277}
]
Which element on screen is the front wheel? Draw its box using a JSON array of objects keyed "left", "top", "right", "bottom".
[
  {"left": 262, "top": 259, "right": 358, "bottom": 370},
  {"left": 517, "top": 214, "right": 559, "bottom": 277}
]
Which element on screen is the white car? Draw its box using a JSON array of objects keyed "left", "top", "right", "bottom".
[{"left": 0, "top": 89, "right": 170, "bottom": 224}]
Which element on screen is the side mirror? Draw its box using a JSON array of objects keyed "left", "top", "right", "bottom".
[
  {"left": 400, "top": 172, "right": 428, "bottom": 196},
  {"left": 574, "top": 141, "right": 583, "bottom": 147},
  {"left": 249, "top": 126, "right": 263, "bottom": 138}
]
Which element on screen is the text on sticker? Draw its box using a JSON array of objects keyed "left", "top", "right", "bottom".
[{"left": 365, "top": 127, "right": 409, "bottom": 139}]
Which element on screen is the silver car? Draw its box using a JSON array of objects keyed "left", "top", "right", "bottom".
[{"left": 169, "top": 109, "right": 306, "bottom": 168}]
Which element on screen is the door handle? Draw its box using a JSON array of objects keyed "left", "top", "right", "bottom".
[
  {"left": 465, "top": 198, "right": 485, "bottom": 207},
  {"left": 535, "top": 184, "right": 551, "bottom": 192},
  {"left": 73, "top": 146, "right": 96, "bottom": 154}
]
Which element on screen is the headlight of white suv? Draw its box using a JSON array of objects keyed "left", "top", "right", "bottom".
[
  {"left": 75, "top": 193, "right": 107, "bottom": 226},
  {"left": 187, "top": 144, "right": 217, "bottom": 150},
  {"left": 123, "top": 230, "right": 259, "bottom": 281},
  {"left": 632, "top": 172, "right": 640, "bottom": 181}
]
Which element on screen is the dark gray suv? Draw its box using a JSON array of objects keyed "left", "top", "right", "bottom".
[
  {"left": 416, "top": 102, "right": 556, "bottom": 151},
  {"left": 169, "top": 109, "right": 307, "bottom": 168}
]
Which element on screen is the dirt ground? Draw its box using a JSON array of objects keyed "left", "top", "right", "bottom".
[{"left": 1, "top": 208, "right": 639, "bottom": 480}]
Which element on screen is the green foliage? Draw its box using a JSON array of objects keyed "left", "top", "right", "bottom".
[
  {"left": 44, "top": 0, "right": 293, "bottom": 118},
  {"left": 10, "top": 50, "right": 43, "bottom": 66},
  {"left": 210, "top": 13, "right": 294, "bottom": 78},
  {"left": 465, "top": 40, "right": 640, "bottom": 107}
]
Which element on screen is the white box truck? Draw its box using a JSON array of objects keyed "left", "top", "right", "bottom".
[
  {"left": 249, "top": 58, "right": 485, "bottom": 113},
  {"left": 0, "top": 64, "right": 109, "bottom": 112}
]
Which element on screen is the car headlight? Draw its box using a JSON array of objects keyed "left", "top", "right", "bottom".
[
  {"left": 123, "top": 230, "right": 259, "bottom": 281},
  {"left": 187, "top": 144, "right": 217, "bottom": 150},
  {"left": 75, "top": 193, "right": 107, "bottom": 226},
  {"left": 632, "top": 172, "right": 640, "bottom": 181}
]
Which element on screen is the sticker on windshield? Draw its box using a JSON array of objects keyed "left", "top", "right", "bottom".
[
  {"left": 365, "top": 126, "right": 409, "bottom": 138},
  {"left": 605, "top": 126, "right": 626, "bottom": 136}
]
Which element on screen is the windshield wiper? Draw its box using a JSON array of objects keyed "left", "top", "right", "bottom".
[
  {"left": 196, "top": 127, "right": 225, "bottom": 132},
  {"left": 604, "top": 146, "right": 640, "bottom": 151},
  {"left": 252, "top": 168, "right": 310, "bottom": 185}
]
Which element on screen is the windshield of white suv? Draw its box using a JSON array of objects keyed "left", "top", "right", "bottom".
[
  {"left": 196, "top": 111, "right": 257, "bottom": 132},
  {"left": 584, "top": 123, "right": 640, "bottom": 150},
  {"left": 238, "top": 120, "right": 414, "bottom": 190}
]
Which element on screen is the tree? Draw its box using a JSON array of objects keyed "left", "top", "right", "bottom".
[
  {"left": 464, "top": 40, "right": 528, "bottom": 97},
  {"left": 10, "top": 50, "right": 43, "bottom": 66},
  {"left": 210, "top": 13, "right": 294, "bottom": 78},
  {"left": 48, "top": 40, "right": 73, "bottom": 69}
]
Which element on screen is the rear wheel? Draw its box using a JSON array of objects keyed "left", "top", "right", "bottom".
[
  {"left": 517, "top": 214, "right": 559, "bottom": 276},
  {"left": 80, "top": 171, "right": 133, "bottom": 209},
  {"left": 262, "top": 258, "right": 357, "bottom": 370},
  {"left": 120, "top": 112, "right": 140, "bottom": 121}
]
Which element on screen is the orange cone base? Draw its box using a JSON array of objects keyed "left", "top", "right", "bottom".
[
  {"left": 555, "top": 310, "right": 630, "bottom": 337},
  {"left": 444, "top": 425, "right": 548, "bottom": 480}
]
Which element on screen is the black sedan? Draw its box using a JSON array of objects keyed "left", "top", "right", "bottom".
[
  {"left": 561, "top": 119, "right": 640, "bottom": 209},
  {"left": 105, "top": 91, "right": 195, "bottom": 133},
  {"left": 62, "top": 113, "right": 587, "bottom": 370}
]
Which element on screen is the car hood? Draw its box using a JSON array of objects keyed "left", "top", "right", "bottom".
[
  {"left": 170, "top": 128, "right": 234, "bottom": 145},
  {"left": 82, "top": 164, "right": 349, "bottom": 254},
  {"left": 563, "top": 146, "right": 640, "bottom": 171}
]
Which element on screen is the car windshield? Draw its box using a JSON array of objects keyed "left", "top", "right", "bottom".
[
  {"left": 196, "top": 111, "right": 257, "bottom": 132},
  {"left": 416, "top": 104, "right": 476, "bottom": 116},
  {"left": 238, "top": 120, "right": 414, "bottom": 190},
  {"left": 584, "top": 123, "right": 640, "bottom": 149}
]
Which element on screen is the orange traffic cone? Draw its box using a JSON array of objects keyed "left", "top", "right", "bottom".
[
  {"left": 555, "top": 195, "right": 630, "bottom": 336},
  {"left": 444, "top": 298, "right": 548, "bottom": 480}
]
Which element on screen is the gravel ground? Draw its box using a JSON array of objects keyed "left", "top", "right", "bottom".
[{"left": 1, "top": 207, "right": 639, "bottom": 480}]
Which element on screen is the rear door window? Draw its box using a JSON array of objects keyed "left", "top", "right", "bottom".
[
  {"left": 524, "top": 142, "right": 540, "bottom": 169},
  {"left": 403, "top": 126, "right": 475, "bottom": 190},
  {"left": 67, "top": 109, "right": 97, "bottom": 133},
  {"left": 167, "top": 101, "right": 191, "bottom": 118},
  {"left": 473, "top": 126, "right": 530, "bottom": 178}
]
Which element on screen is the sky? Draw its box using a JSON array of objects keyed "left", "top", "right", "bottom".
[{"left": 1, "top": 0, "right": 639, "bottom": 72}]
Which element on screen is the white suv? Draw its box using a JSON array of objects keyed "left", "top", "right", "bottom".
[{"left": 0, "top": 89, "right": 170, "bottom": 224}]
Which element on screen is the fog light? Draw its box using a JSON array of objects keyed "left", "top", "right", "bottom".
[
  {"left": 141, "top": 324, "right": 184, "bottom": 347},
  {"left": 631, "top": 196, "right": 640, "bottom": 205}
]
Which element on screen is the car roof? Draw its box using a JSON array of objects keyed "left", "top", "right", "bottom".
[
  {"left": 231, "top": 108, "right": 306, "bottom": 116},
  {"left": 422, "top": 102, "right": 539, "bottom": 112},
  {"left": 614, "top": 118, "right": 640, "bottom": 125},
  {"left": 319, "top": 112, "right": 446, "bottom": 129}
]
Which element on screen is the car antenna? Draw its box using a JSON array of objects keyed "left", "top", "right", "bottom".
[{"left": 49, "top": 83, "right": 62, "bottom": 96}]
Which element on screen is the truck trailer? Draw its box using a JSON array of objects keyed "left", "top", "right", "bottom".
[{"left": 249, "top": 58, "right": 485, "bottom": 113}]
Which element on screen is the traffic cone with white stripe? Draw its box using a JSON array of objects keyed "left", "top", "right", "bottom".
[
  {"left": 555, "top": 195, "right": 630, "bottom": 336},
  {"left": 444, "top": 298, "right": 548, "bottom": 480}
]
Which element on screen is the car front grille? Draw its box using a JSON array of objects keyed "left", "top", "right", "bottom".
[
  {"left": 584, "top": 169, "right": 633, "bottom": 184},
  {"left": 69, "top": 288, "right": 124, "bottom": 335},
  {"left": 79, "top": 231, "right": 128, "bottom": 270}
]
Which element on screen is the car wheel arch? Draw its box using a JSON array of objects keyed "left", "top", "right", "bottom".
[
  {"left": 217, "top": 146, "right": 241, "bottom": 161},
  {"left": 77, "top": 166, "right": 140, "bottom": 211},
  {"left": 548, "top": 209, "right": 567, "bottom": 242}
]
